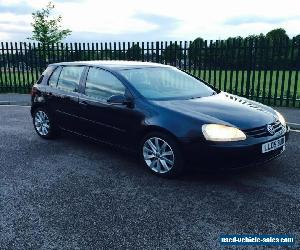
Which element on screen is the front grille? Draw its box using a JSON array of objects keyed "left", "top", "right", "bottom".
[{"left": 243, "top": 120, "right": 282, "bottom": 138}]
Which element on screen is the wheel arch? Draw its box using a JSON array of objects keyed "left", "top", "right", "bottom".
[
  {"left": 140, "top": 125, "right": 182, "bottom": 147},
  {"left": 31, "top": 103, "right": 47, "bottom": 117},
  {"left": 139, "top": 125, "right": 185, "bottom": 177}
]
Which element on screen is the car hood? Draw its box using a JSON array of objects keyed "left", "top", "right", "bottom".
[{"left": 152, "top": 92, "right": 278, "bottom": 130}]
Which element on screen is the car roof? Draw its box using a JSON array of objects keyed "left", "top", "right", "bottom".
[{"left": 50, "top": 60, "right": 171, "bottom": 70}]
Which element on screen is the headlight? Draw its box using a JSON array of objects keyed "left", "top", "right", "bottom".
[
  {"left": 275, "top": 110, "right": 286, "bottom": 126},
  {"left": 202, "top": 124, "right": 246, "bottom": 142}
]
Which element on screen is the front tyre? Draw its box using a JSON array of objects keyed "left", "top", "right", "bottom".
[
  {"left": 140, "top": 132, "right": 184, "bottom": 178},
  {"left": 33, "top": 108, "right": 58, "bottom": 139}
]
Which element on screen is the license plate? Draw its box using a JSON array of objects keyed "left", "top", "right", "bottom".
[{"left": 262, "top": 136, "right": 285, "bottom": 153}]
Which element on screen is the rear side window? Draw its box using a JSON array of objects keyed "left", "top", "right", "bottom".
[
  {"left": 36, "top": 66, "right": 57, "bottom": 85},
  {"left": 36, "top": 75, "right": 44, "bottom": 85},
  {"left": 48, "top": 67, "right": 62, "bottom": 87},
  {"left": 57, "top": 66, "right": 84, "bottom": 92},
  {"left": 85, "top": 67, "right": 125, "bottom": 100}
]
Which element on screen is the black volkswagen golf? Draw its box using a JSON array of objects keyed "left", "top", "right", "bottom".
[{"left": 31, "top": 61, "right": 289, "bottom": 177}]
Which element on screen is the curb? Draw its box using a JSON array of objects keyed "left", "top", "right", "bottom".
[
  {"left": 0, "top": 101, "right": 31, "bottom": 106},
  {"left": 288, "top": 122, "right": 300, "bottom": 130},
  {"left": 0, "top": 102, "right": 299, "bottom": 130}
]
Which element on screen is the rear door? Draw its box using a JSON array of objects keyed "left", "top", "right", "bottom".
[
  {"left": 43, "top": 66, "right": 62, "bottom": 112},
  {"left": 47, "top": 65, "right": 86, "bottom": 132}
]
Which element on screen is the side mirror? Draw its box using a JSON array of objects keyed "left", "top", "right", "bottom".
[{"left": 107, "top": 94, "right": 132, "bottom": 106}]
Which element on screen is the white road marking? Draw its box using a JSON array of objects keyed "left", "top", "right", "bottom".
[
  {"left": 0, "top": 105, "right": 30, "bottom": 107},
  {"left": 290, "top": 129, "right": 300, "bottom": 133},
  {"left": 288, "top": 122, "right": 300, "bottom": 126}
]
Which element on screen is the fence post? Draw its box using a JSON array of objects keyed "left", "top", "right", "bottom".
[
  {"left": 223, "top": 40, "right": 229, "bottom": 92},
  {"left": 279, "top": 38, "right": 289, "bottom": 106},
  {"left": 228, "top": 39, "right": 234, "bottom": 93},
  {"left": 286, "top": 38, "right": 294, "bottom": 107},
  {"left": 250, "top": 38, "right": 257, "bottom": 99},
  {"left": 15, "top": 42, "right": 22, "bottom": 93},
  {"left": 19, "top": 42, "right": 26, "bottom": 93},
  {"left": 109, "top": 42, "right": 112, "bottom": 60},
  {"left": 255, "top": 37, "right": 263, "bottom": 101},
  {"left": 292, "top": 40, "right": 300, "bottom": 107},
  {"left": 0, "top": 42, "right": 6, "bottom": 92},
  {"left": 164, "top": 41, "right": 167, "bottom": 65},
  {"left": 156, "top": 42, "right": 159, "bottom": 63},
  {"left": 273, "top": 39, "right": 282, "bottom": 106},
  {"left": 183, "top": 41, "right": 187, "bottom": 71},
  {"left": 141, "top": 42, "right": 144, "bottom": 62},
  {"left": 5, "top": 42, "right": 13, "bottom": 91}
]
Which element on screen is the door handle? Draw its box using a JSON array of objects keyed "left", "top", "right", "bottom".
[
  {"left": 63, "top": 96, "right": 71, "bottom": 100},
  {"left": 79, "top": 101, "right": 89, "bottom": 107}
]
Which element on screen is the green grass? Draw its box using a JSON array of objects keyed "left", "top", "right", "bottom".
[
  {"left": 187, "top": 69, "right": 300, "bottom": 107},
  {"left": 0, "top": 70, "right": 39, "bottom": 93},
  {"left": 0, "top": 69, "right": 299, "bottom": 107},
  {"left": 1, "top": 70, "right": 39, "bottom": 84}
]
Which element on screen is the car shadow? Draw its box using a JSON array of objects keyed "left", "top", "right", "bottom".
[{"left": 56, "top": 132, "right": 280, "bottom": 185}]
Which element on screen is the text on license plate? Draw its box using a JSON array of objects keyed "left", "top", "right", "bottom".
[{"left": 262, "top": 136, "right": 285, "bottom": 153}]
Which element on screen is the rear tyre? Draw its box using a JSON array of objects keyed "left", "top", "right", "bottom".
[
  {"left": 33, "top": 108, "right": 59, "bottom": 139},
  {"left": 140, "top": 132, "right": 184, "bottom": 178}
]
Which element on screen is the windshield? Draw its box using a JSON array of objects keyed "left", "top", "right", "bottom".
[{"left": 118, "top": 67, "right": 215, "bottom": 100}]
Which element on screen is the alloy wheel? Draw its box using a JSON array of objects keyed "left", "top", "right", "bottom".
[
  {"left": 34, "top": 110, "right": 50, "bottom": 136},
  {"left": 143, "top": 137, "right": 175, "bottom": 174}
]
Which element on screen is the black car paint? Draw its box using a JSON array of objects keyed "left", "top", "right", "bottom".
[{"left": 31, "top": 61, "right": 289, "bottom": 168}]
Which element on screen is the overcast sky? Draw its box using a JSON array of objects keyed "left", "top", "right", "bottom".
[{"left": 0, "top": 0, "right": 300, "bottom": 42}]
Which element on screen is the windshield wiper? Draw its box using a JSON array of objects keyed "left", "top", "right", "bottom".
[
  {"left": 189, "top": 96, "right": 202, "bottom": 99},
  {"left": 189, "top": 92, "right": 216, "bottom": 100}
]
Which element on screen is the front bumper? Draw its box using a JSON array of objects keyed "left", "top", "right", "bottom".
[{"left": 180, "top": 126, "right": 290, "bottom": 170}]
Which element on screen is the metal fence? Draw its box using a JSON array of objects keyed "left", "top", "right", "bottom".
[{"left": 0, "top": 38, "right": 300, "bottom": 107}]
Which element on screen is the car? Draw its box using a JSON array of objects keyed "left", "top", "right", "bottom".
[{"left": 31, "top": 61, "right": 290, "bottom": 177}]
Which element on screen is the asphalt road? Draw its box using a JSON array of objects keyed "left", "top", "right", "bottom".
[{"left": 0, "top": 106, "right": 299, "bottom": 249}]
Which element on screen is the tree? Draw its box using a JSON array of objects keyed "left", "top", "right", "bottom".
[
  {"left": 266, "top": 28, "right": 289, "bottom": 41},
  {"left": 28, "top": 1, "right": 71, "bottom": 46},
  {"left": 126, "top": 44, "right": 142, "bottom": 60},
  {"left": 163, "top": 43, "right": 183, "bottom": 64},
  {"left": 291, "top": 35, "right": 300, "bottom": 68},
  {"left": 265, "top": 28, "right": 289, "bottom": 68},
  {"left": 294, "top": 34, "right": 300, "bottom": 46},
  {"left": 188, "top": 37, "right": 204, "bottom": 64},
  {"left": 244, "top": 33, "right": 265, "bottom": 40}
]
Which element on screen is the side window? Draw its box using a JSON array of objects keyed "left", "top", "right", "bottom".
[
  {"left": 48, "top": 67, "right": 61, "bottom": 87},
  {"left": 85, "top": 67, "right": 125, "bottom": 100},
  {"left": 57, "top": 66, "right": 84, "bottom": 92},
  {"left": 36, "top": 75, "right": 44, "bottom": 85}
]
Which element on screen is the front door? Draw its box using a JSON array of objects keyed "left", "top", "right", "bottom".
[{"left": 77, "top": 67, "right": 141, "bottom": 148}]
